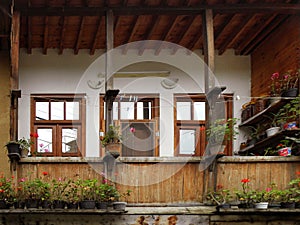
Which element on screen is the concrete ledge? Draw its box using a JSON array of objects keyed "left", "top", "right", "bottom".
[{"left": 19, "top": 156, "right": 300, "bottom": 164}]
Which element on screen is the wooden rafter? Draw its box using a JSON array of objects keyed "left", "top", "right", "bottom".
[
  {"left": 74, "top": 16, "right": 85, "bottom": 55},
  {"left": 43, "top": 16, "right": 49, "bottom": 54},
  {"left": 138, "top": 15, "right": 160, "bottom": 55},
  {"left": 242, "top": 15, "right": 289, "bottom": 55},
  {"left": 218, "top": 14, "right": 253, "bottom": 55},
  {"left": 235, "top": 14, "right": 277, "bottom": 55},
  {"left": 121, "top": 15, "right": 139, "bottom": 55},
  {"left": 154, "top": 15, "right": 177, "bottom": 55},
  {"left": 58, "top": 16, "right": 66, "bottom": 55},
  {"left": 171, "top": 15, "right": 200, "bottom": 55},
  {"left": 27, "top": 16, "right": 32, "bottom": 54},
  {"left": 90, "top": 16, "right": 104, "bottom": 55}
]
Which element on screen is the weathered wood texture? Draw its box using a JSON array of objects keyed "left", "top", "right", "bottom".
[
  {"left": 251, "top": 15, "right": 300, "bottom": 97},
  {"left": 17, "top": 160, "right": 204, "bottom": 204},
  {"left": 17, "top": 157, "right": 300, "bottom": 204},
  {"left": 217, "top": 158, "right": 300, "bottom": 192}
]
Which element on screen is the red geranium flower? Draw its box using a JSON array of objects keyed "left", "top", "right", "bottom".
[
  {"left": 241, "top": 178, "right": 250, "bottom": 183},
  {"left": 30, "top": 133, "right": 39, "bottom": 138},
  {"left": 42, "top": 171, "right": 48, "bottom": 176}
]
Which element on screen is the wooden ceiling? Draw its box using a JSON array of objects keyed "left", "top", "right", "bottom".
[{"left": 1, "top": 0, "right": 300, "bottom": 55}]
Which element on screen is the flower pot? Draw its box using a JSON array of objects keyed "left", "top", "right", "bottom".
[
  {"left": 41, "top": 200, "right": 52, "bottom": 209},
  {"left": 278, "top": 147, "right": 292, "bottom": 157},
  {"left": 105, "top": 143, "right": 121, "bottom": 158},
  {"left": 281, "top": 88, "right": 298, "bottom": 97},
  {"left": 66, "top": 202, "right": 79, "bottom": 209},
  {"left": 280, "top": 202, "right": 295, "bottom": 209},
  {"left": 254, "top": 202, "right": 268, "bottom": 209},
  {"left": 14, "top": 201, "right": 25, "bottom": 209},
  {"left": 52, "top": 200, "right": 66, "bottom": 209},
  {"left": 25, "top": 199, "right": 40, "bottom": 208},
  {"left": 96, "top": 201, "right": 108, "bottom": 210},
  {"left": 21, "top": 148, "right": 29, "bottom": 158},
  {"left": 266, "top": 127, "right": 280, "bottom": 137},
  {"left": 112, "top": 201, "right": 127, "bottom": 211},
  {"left": 79, "top": 200, "right": 96, "bottom": 209},
  {"left": 0, "top": 200, "right": 9, "bottom": 209}
]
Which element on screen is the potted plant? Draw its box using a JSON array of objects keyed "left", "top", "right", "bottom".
[
  {"left": 5, "top": 132, "right": 39, "bottom": 158},
  {"left": 206, "top": 184, "right": 233, "bottom": 209},
  {"left": 112, "top": 188, "right": 131, "bottom": 211},
  {"left": 235, "top": 178, "right": 254, "bottom": 208},
  {"left": 0, "top": 174, "right": 14, "bottom": 209},
  {"left": 100, "top": 125, "right": 122, "bottom": 158},
  {"left": 65, "top": 178, "right": 80, "bottom": 209},
  {"left": 50, "top": 177, "right": 70, "bottom": 209},
  {"left": 206, "top": 118, "right": 238, "bottom": 153},
  {"left": 78, "top": 178, "right": 97, "bottom": 209},
  {"left": 95, "top": 182, "right": 119, "bottom": 210}
]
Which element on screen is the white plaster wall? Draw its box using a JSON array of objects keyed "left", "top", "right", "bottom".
[{"left": 19, "top": 48, "right": 250, "bottom": 156}]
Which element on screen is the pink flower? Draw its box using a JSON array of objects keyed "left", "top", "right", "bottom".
[
  {"left": 45, "top": 149, "right": 49, "bottom": 152},
  {"left": 271, "top": 72, "right": 279, "bottom": 80},
  {"left": 130, "top": 127, "right": 136, "bottom": 133},
  {"left": 58, "top": 177, "right": 62, "bottom": 182},
  {"left": 266, "top": 187, "right": 272, "bottom": 192},
  {"left": 39, "top": 143, "right": 44, "bottom": 148},
  {"left": 19, "top": 178, "right": 25, "bottom": 182}
]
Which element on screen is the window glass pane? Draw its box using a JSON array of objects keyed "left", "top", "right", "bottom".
[
  {"left": 36, "top": 102, "right": 49, "bottom": 120},
  {"left": 37, "top": 128, "right": 53, "bottom": 153},
  {"left": 113, "top": 102, "right": 119, "bottom": 120},
  {"left": 137, "top": 102, "right": 143, "bottom": 120},
  {"left": 120, "top": 102, "right": 134, "bottom": 120},
  {"left": 66, "top": 101, "right": 79, "bottom": 120},
  {"left": 51, "top": 101, "right": 64, "bottom": 120},
  {"left": 62, "top": 128, "right": 78, "bottom": 153},
  {"left": 194, "top": 102, "right": 206, "bottom": 120},
  {"left": 179, "top": 129, "right": 195, "bottom": 154},
  {"left": 176, "top": 102, "right": 191, "bottom": 120},
  {"left": 137, "top": 102, "right": 152, "bottom": 120}
]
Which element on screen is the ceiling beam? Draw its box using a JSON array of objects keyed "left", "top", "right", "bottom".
[
  {"left": 121, "top": 15, "right": 140, "bottom": 55},
  {"left": 74, "top": 16, "right": 85, "bottom": 55},
  {"left": 154, "top": 15, "right": 177, "bottom": 55},
  {"left": 27, "top": 16, "right": 32, "bottom": 54},
  {"left": 235, "top": 14, "right": 277, "bottom": 55},
  {"left": 90, "top": 16, "right": 104, "bottom": 55},
  {"left": 138, "top": 15, "right": 160, "bottom": 55},
  {"left": 58, "top": 16, "right": 66, "bottom": 55},
  {"left": 16, "top": 3, "right": 300, "bottom": 16},
  {"left": 242, "top": 15, "right": 288, "bottom": 55},
  {"left": 218, "top": 14, "right": 253, "bottom": 55},
  {"left": 43, "top": 16, "right": 49, "bottom": 54}
]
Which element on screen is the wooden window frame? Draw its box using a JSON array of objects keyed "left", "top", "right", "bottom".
[
  {"left": 99, "top": 94, "right": 160, "bottom": 157},
  {"left": 174, "top": 93, "right": 233, "bottom": 156},
  {"left": 31, "top": 94, "right": 86, "bottom": 157}
]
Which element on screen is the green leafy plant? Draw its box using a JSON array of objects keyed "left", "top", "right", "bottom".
[
  {"left": 206, "top": 184, "right": 232, "bottom": 205},
  {"left": 78, "top": 178, "right": 98, "bottom": 201},
  {"left": 100, "top": 125, "right": 122, "bottom": 147},
  {"left": 206, "top": 118, "right": 238, "bottom": 144}
]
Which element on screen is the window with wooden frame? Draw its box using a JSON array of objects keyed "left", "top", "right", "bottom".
[
  {"left": 174, "top": 94, "right": 233, "bottom": 156},
  {"left": 31, "top": 94, "right": 86, "bottom": 157},
  {"left": 100, "top": 94, "right": 159, "bottom": 157}
]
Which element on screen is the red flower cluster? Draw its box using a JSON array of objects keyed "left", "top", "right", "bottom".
[
  {"left": 30, "top": 133, "right": 39, "bottom": 138},
  {"left": 42, "top": 171, "right": 48, "bottom": 176},
  {"left": 241, "top": 178, "right": 250, "bottom": 183}
]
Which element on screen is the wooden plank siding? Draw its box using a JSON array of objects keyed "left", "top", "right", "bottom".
[
  {"left": 251, "top": 15, "right": 300, "bottom": 97},
  {"left": 17, "top": 157, "right": 300, "bottom": 204}
]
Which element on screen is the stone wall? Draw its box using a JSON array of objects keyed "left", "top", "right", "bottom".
[{"left": 0, "top": 207, "right": 300, "bottom": 225}]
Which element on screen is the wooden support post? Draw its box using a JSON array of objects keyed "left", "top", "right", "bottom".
[
  {"left": 202, "top": 9, "right": 217, "bottom": 201},
  {"left": 105, "top": 9, "right": 115, "bottom": 132},
  {"left": 10, "top": 11, "right": 20, "bottom": 142}
]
